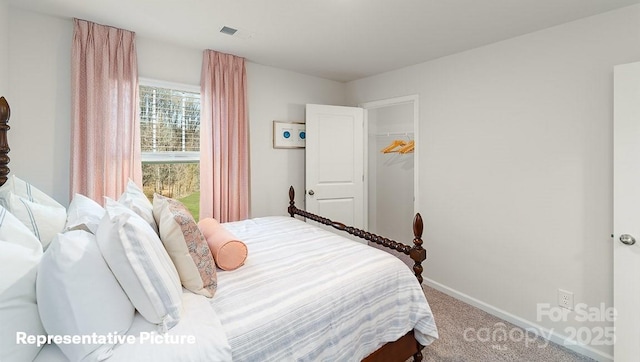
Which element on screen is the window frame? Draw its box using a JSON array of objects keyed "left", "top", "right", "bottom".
[{"left": 139, "top": 77, "right": 201, "bottom": 164}]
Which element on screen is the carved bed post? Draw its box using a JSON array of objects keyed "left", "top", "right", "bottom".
[
  {"left": 0, "top": 97, "right": 10, "bottom": 187},
  {"left": 408, "top": 214, "right": 426, "bottom": 361},
  {"left": 288, "top": 186, "right": 296, "bottom": 217},
  {"left": 410, "top": 213, "right": 426, "bottom": 284},
  {"left": 410, "top": 213, "right": 426, "bottom": 362}
]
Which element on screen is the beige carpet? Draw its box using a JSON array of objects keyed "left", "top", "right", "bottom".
[
  {"left": 367, "top": 243, "right": 597, "bottom": 361},
  {"left": 419, "top": 286, "right": 595, "bottom": 362}
]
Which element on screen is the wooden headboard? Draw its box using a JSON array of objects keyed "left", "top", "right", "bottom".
[{"left": 0, "top": 97, "right": 9, "bottom": 187}]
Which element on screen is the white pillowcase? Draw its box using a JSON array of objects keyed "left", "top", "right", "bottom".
[
  {"left": 0, "top": 175, "right": 62, "bottom": 208},
  {"left": 118, "top": 179, "right": 157, "bottom": 233},
  {"left": 0, "top": 175, "right": 66, "bottom": 249},
  {"left": 0, "top": 205, "right": 44, "bottom": 252},
  {"left": 37, "top": 230, "right": 136, "bottom": 362},
  {"left": 153, "top": 194, "right": 217, "bottom": 298},
  {"left": 0, "top": 206, "right": 45, "bottom": 362},
  {"left": 65, "top": 193, "right": 105, "bottom": 234},
  {"left": 109, "top": 292, "right": 232, "bottom": 362},
  {"left": 97, "top": 198, "right": 182, "bottom": 330},
  {"left": 6, "top": 194, "right": 66, "bottom": 249}
]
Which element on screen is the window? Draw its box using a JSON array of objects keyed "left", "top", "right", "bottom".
[{"left": 139, "top": 79, "right": 201, "bottom": 219}]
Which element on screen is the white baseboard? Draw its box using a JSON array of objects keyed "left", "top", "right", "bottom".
[{"left": 422, "top": 278, "right": 613, "bottom": 362}]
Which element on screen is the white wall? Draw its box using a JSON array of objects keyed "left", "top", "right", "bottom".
[
  {"left": 6, "top": 7, "right": 345, "bottom": 216},
  {"left": 0, "top": 1, "right": 8, "bottom": 98},
  {"left": 246, "top": 62, "right": 345, "bottom": 217},
  {"left": 136, "top": 36, "right": 201, "bottom": 85},
  {"left": 8, "top": 8, "right": 72, "bottom": 204},
  {"left": 347, "top": 5, "right": 640, "bottom": 359}
]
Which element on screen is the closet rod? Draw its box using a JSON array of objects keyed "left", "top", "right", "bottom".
[{"left": 374, "top": 132, "right": 414, "bottom": 137}]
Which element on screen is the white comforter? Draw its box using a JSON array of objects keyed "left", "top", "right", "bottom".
[{"left": 213, "top": 216, "right": 438, "bottom": 361}]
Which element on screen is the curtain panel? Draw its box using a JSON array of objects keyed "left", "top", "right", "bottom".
[
  {"left": 71, "top": 19, "right": 142, "bottom": 203},
  {"left": 200, "top": 50, "right": 249, "bottom": 222}
]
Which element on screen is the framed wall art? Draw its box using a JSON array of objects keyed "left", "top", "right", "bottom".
[{"left": 273, "top": 121, "right": 306, "bottom": 148}]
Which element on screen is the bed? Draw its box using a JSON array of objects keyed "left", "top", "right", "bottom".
[{"left": 0, "top": 96, "right": 438, "bottom": 362}]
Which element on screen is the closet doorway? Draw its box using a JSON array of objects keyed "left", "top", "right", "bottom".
[{"left": 362, "top": 95, "right": 418, "bottom": 244}]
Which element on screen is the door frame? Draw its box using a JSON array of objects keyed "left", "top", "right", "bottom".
[{"left": 360, "top": 94, "right": 419, "bottom": 230}]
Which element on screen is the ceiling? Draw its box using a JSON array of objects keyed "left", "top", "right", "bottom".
[{"left": 8, "top": 0, "right": 640, "bottom": 82}]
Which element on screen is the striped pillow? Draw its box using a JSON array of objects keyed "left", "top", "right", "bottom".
[
  {"left": 5, "top": 194, "right": 65, "bottom": 249},
  {"left": 0, "top": 175, "right": 66, "bottom": 249},
  {"left": 96, "top": 199, "right": 182, "bottom": 331},
  {"left": 0, "top": 175, "right": 62, "bottom": 208}
]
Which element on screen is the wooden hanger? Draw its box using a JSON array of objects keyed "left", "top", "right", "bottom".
[
  {"left": 381, "top": 139, "right": 406, "bottom": 153},
  {"left": 398, "top": 140, "right": 414, "bottom": 154}
]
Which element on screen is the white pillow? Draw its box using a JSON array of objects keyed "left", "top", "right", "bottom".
[
  {"left": 6, "top": 194, "right": 66, "bottom": 249},
  {"left": 0, "top": 205, "right": 44, "bottom": 252},
  {"left": 31, "top": 343, "right": 67, "bottom": 362},
  {"left": 0, "top": 175, "right": 66, "bottom": 249},
  {"left": 0, "top": 206, "right": 45, "bottom": 362},
  {"left": 37, "top": 230, "right": 136, "bottom": 362},
  {"left": 97, "top": 198, "right": 182, "bottom": 331},
  {"left": 110, "top": 292, "right": 232, "bottom": 362},
  {"left": 118, "top": 179, "right": 157, "bottom": 233},
  {"left": 153, "top": 194, "right": 217, "bottom": 298},
  {"left": 65, "top": 193, "right": 105, "bottom": 234},
  {"left": 0, "top": 175, "right": 62, "bottom": 208}
]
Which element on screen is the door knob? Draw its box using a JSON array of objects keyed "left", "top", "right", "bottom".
[
  {"left": 308, "top": 190, "right": 315, "bottom": 196},
  {"left": 619, "top": 234, "right": 636, "bottom": 245}
]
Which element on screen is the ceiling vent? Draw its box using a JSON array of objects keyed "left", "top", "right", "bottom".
[{"left": 220, "top": 26, "right": 238, "bottom": 36}]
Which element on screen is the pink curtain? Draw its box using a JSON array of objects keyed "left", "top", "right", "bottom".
[
  {"left": 71, "top": 19, "right": 141, "bottom": 203},
  {"left": 200, "top": 50, "right": 249, "bottom": 222}
]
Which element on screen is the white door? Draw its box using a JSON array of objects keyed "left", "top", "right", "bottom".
[
  {"left": 305, "top": 104, "right": 364, "bottom": 229},
  {"left": 613, "top": 61, "right": 640, "bottom": 360}
]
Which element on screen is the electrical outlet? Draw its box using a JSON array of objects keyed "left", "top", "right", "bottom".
[{"left": 558, "top": 289, "right": 574, "bottom": 310}]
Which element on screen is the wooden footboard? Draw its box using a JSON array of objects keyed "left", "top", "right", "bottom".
[
  {"left": 362, "top": 331, "right": 423, "bottom": 362},
  {"left": 287, "top": 186, "right": 427, "bottom": 283},
  {"left": 287, "top": 186, "right": 427, "bottom": 361}
]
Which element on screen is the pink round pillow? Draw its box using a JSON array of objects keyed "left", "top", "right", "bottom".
[{"left": 198, "top": 218, "right": 248, "bottom": 271}]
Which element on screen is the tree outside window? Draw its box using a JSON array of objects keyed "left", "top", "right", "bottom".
[{"left": 139, "top": 80, "right": 200, "bottom": 219}]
